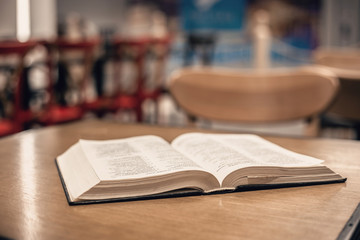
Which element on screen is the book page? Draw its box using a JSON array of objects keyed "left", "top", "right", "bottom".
[
  {"left": 171, "top": 133, "right": 323, "bottom": 183},
  {"left": 79, "top": 136, "right": 205, "bottom": 181},
  {"left": 56, "top": 143, "right": 100, "bottom": 201}
]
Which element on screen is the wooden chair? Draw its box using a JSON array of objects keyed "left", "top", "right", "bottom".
[
  {"left": 169, "top": 66, "right": 339, "bottom": 137},
  {"left": 313, "top": 48, "right": 360, "bottom": 138},
  {"left": 39, "top": 38, "right": 99, "bottom": 125},
  {"left": 108, "top": 36, "right": 170, "bottom": 122},
  {"left": 0, "top": 40, "right": 36, "bottom": 136}
]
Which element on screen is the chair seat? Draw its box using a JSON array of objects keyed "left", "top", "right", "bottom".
[
  {"left": 85, "top": 97, "right": 112, "bottom": 111},
  {"left": 0, "top": 120, "right": 19, "bottom": 137},
  {"left": 138, "top": 88, "right": 161, "bottom": 100},
  {"left": 41, "top": 106, "right": 84, "bottom": 124},
  {"left": 84, "top": 97, "right": 115, "bottom": 117},
  {"left": 112, "top": 95, "right": 139, "bottom": 109}
]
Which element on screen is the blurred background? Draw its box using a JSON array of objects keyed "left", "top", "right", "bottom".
[{"left": 0, "top": 0, "right": 359, "bottom": 139}]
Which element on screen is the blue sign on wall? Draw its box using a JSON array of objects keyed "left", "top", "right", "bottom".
[{"left": 181, "top": 0, "right": 246, "bottom": 31}]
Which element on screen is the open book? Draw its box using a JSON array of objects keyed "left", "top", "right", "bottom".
[{"left": 55, "top": 133, "right": 346, "bottom": 205}]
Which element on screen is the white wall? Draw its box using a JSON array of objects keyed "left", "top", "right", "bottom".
[
  {"left": 321, "top": 0, "right": 360, "bottom": 47},
  {"left": 30, "top": 0, "right": 57, "bottom": 40},
  {"left": 0, "top": 0, "right": 17, "bottom": 39},
  {"left": 0, "top": 0, "right": 56, "bottom": 41},
  {"left": 56, "top": 0, "right": 126, "bottom": 34}
]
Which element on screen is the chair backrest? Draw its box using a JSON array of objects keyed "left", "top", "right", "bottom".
[
  {"left": 0, "top": 41, "right": 36, "bottom": 135},
  {"left": 169, "top": 66, "right": 339, "bottom": 124},
  {"left": 37, "top": 38, "right": 99, "bottom": 125}
]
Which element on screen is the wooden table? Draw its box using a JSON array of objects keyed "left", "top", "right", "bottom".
[{"left": 1, "top": 119, "right": 359, "bottom": 240}]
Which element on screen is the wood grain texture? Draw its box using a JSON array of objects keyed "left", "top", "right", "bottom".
[{"left": 0, "top": 119, "right": 359, "bottom": 240}]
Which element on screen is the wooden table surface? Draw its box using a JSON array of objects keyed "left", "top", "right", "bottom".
[{"left": 0, "top": 119, "right": 359, "bottom": 240}]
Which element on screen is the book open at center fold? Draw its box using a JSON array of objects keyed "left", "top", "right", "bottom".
[{"left": 55, "top": 133, "right": 346, "bottom": 205}]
